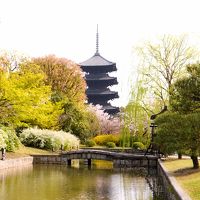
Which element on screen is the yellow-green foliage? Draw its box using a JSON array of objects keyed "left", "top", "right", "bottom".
[
  {"left": 0, "top": 129, "right": 7, "bottom": 149},
  {"left": 85, "top": 139, "right": 96, "bottom": 147},
  {"left": 0, "top": 127, "right": 20, "bottom": 151},
  {"left": 106, "top": 142, "right": 116, "bottom": 148},
  {"left": 93, "top": 134, "right": 120, "bottom": 146},
  {"left": 132, "top": 142, "right": 145, "bottom": 150},
  {"left": 0, "top": 64, "right": 62, "bottom": 129}
]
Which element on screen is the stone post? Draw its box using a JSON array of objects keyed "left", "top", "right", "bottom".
[{"left": 1, "top": 148, "right": 6, "bottom": 161}]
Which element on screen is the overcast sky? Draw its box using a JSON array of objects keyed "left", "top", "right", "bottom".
[{"left": 1, "top": 0, "right": 200, "bottom": 106}]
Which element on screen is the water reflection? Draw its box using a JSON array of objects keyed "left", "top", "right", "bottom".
[{"left": 0, "top": 162, "right": 165, "bottom": 200}]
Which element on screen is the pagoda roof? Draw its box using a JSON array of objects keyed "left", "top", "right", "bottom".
[
  {"left": 103, "top": 105, "right": 120, "bottom": 115},
  {"left": 87, "top": 89, "right": 118, "bottom": 95},
  {"left": 86, "top": 74, "right": 117, "bottom": 81},
  {"left": 80, "top": 53, "right": 116, "bottom": 67}
]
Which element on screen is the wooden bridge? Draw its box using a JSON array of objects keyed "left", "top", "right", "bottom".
[{"left": 60, "top": 149, "right": 158, "bottom": 168}]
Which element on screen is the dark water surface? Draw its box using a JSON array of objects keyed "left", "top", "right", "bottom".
[{"left": 0, "top": 161, "right": 164, "bottom": 200}]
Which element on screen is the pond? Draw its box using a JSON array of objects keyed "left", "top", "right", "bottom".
[{"left": 0, "top": 161, "right": 165, "bottom": 200}]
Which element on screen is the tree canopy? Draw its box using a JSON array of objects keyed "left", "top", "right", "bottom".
[
  {"left": 0, "top": 51, "right": 121, "bottom": 144},
  {"left": 170, "top": 63, "right": 200, "bottom": 113},
  {"left": 155, "top": 63, "right": 200, "bottom": 168},
  {"left": 0, "top": 62, "right": 61, "bottom": 129},
  {"left": 136, "top": 35, "right": 197, "bottom": 106},
  {"left": 32, "top": 55, "right": 86, "bottom": 103},
  {"left": 155, "top": 112, "right": 200, "bottom": 168}
]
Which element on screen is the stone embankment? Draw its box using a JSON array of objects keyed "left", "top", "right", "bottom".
[
  {"left": 0, "top": 156, "right": 33, "bottom": 170},
  {"left": 158, "top": 160, "right": 191, "bottom": 200}
]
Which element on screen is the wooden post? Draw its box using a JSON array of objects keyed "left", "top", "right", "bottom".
[
  {"left": 1, "top": 148, "right": 6, "bottom": 161},
  {"left": 67, "top": 159, "right": 71, "bottom": 166},
  {"left": 88, "top": 159, "right": 92, "bottom": 166}
]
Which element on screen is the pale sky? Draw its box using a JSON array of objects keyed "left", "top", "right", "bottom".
[{"left": 1, "top": 0, "right": 200, "bottom": 106}]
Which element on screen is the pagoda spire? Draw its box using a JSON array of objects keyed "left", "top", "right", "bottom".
[
  {"left": 80, "top": 26, "right": 119, "bottom": 115},
  {"left": 95, "top": 24, "right": 99, "bottom": 55}
]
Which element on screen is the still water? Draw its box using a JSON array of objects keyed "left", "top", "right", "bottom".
[{"left": 0, "top": 161, "right": 163, "bottom": 200}]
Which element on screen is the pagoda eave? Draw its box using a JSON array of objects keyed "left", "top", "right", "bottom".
[
  {"left": 86, "top": 89, "right": 118, "bottom": 95},
  {"left": 81, "top": 65, "right": 117, "bottom": 73},
  {"left": 87, "top": 93, "right": 119, "bottom": 101},
  {"left": 86, "top": 76, "right": 117, "bottom": 81},
  {"left": 103, "top": 106, "right": 120, "bottom": 115}
]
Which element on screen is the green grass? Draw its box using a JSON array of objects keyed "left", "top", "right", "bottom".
[
  {"left": 7, "top": 144, "right": 128, "bottom": 159},
  {"left": 163, "top": 158, "right": 200, "bottom": 200},
  {"left": 6, "top": 144, "right": 57, "bottom": 159}
]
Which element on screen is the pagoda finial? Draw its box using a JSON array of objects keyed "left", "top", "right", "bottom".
[{"left": 95, "top": 24, "right": 99, "bottom": 55}]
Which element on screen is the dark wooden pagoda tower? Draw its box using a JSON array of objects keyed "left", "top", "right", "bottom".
[{"left": 80, "top": 26, "right": 119, "bottom": 115}]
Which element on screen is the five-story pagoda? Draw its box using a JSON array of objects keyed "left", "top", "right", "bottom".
[{"left": 80, "top": 26, "right": 119, "bottom": 115}]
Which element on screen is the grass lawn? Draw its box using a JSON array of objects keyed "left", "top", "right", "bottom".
[
  {"left": 163, "top": 158, "right": 200, "bottom": 200},
  {"left": 7, "top": 144, "right": 122, "bottom": 159},
  {"left": 6, "top": 144, "right": 57, "bottom": 159}
]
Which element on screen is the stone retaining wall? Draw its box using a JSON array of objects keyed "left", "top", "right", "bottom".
[
  {"left": 32, "top": 155, "right": 66, "bottom": 164},
  {"left": 113, "top": 158, "right": 157, "bottom": 169},
  {"left": 80, "top": 147, "right": 144, "bottom": 154},
  {"left": 157, "top": 160, "right": 191, "bottom": 200},
  {"left": 0, "top": 156, "right": 33, "bottom": 170}
]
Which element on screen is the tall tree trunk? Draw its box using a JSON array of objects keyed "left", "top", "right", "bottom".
[{"left": 191, "top": 155, "right": 199, "bottom": 169}]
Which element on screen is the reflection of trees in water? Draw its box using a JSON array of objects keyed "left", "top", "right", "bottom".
[
  {"left": 122, "top": 174, "right": 153, "bottom": 200},
  {"left": 0, "top": 165, "right": 34, "bottom": 200},
  {"left": 0, "top": 164, "right": 33, "bottom": 179},
  {"left": 0, "top": 164, "right": 162, "bottom": 200},
  {"left": 88, "top": 171, "right": 154, "bottom": 200},
  {"left": 146, "top": 175, "right": 166, "bottom": 200}
]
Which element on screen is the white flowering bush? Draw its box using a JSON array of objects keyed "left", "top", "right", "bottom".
[{"left": 20, "top": 128, "right": 79, "bottom": 151}]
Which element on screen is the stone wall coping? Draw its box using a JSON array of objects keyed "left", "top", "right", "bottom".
[
  {"left": 0, "top": 156, "right": 33, "bottom": 162},
  {"left": 61, "top": 149, "right": 158, "bottom": 160},
  {"left": 81, "top": 147, "right": 144, "bottom": 153},
  {"left": 158, "top": 160, "right": 192, "bottom": 200},
  {"left": 30, "top": 154, "right": 59, "bottom": 157}
]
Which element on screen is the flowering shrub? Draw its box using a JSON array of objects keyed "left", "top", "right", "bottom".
[
  {"left": 88, "top": 104, "right": 121, "bottom": 134},
  {"left": 20, "top": 128, "right": 79, "bottom": 151}
]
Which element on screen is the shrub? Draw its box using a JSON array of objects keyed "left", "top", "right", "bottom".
[
  {"left": 93, "top": 134, "right": 120, "bottom": 146},
  {"left": 106, "top": 142, "right": 116, "bottom": 148},
  {"left": 5, "top": 128, "right": 20, "bottom": 152},
  {"left": 19, "top": 128, "right": 79, "bottom": 151},
  {"left": 85, "top": 139, "right": 96, "bottom": 147},
  {"left": 0, "top": 129, "right": 7, "bottom": 149},
  {"left": 0, "top": 127, "right": 20, "bottom": 152},
  {"left": 132, "top": 142, "right": 145, "bottom": 150}
]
